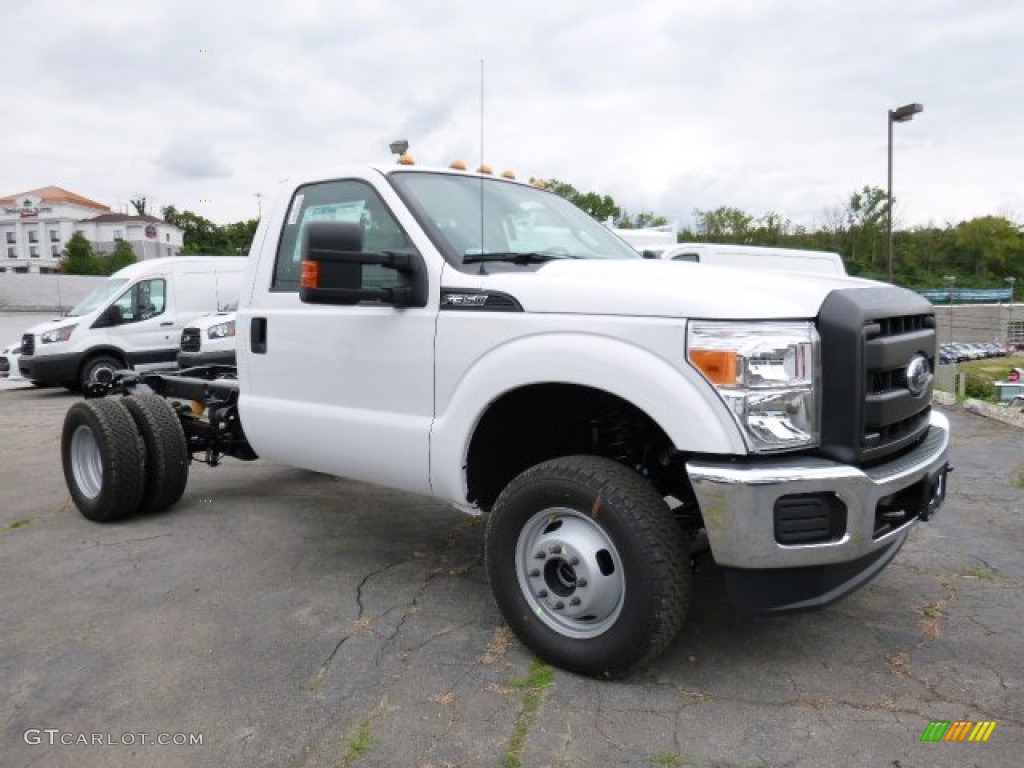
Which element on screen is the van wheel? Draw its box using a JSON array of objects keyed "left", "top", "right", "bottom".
[
  {"left": 485, "top": 456, "right": 691, "bottom": 678},
  {"left": 61, "top": 399, "right": 145, "bottom": 522},
  {"left": 79, "top": 355, "right": 123, "bottom": 390},
  {"left": 122, "top": 394, "right": 190, "bottom": 513}
]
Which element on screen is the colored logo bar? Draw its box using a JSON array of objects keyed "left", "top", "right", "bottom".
[{"left": 921, "top": 721, "right": 997, "bottom": 742}]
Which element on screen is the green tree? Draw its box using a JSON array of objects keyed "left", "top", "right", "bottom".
[
  {"left": 161, "top": 205, "right": 227, "bottom": 254},
  {"left": 221, "top": 219, "right": 259, "bottom": 255},
  {"left": 843, "top": 185, "right": 888, "bottom": 274},
  {"left": 59, "top": 232, "right": 101, "bottom": 275},
  {"left": 102, "top": 240, "right": 137, "bottom": 274},
  {"left": 545, "top": 179, "right": 621, "bottom": 222},
  {"left": 129, "top": 196, "right": 148, "bottom": 215},
  {"left": 952, "top": 216, "right": 1024, "bottom": 278},
  {"left": 691, "top": 206, "right": 755, "bottom": 243},
  {"left": 617, "top": 210, "right": 669, "bottom": 229}
]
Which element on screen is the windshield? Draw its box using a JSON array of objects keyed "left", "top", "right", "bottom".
[
  {"left": 388, "top": 171, "right": 640, "bottom": 266},
  {"left": 66, "top": 278, "right": 130, "bottom": 317}
]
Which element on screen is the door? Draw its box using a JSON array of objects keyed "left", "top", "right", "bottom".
[
  {"left": 103, "top": 277, "right": 178, "bottom": 367},
  {"left": 240, "top": 178, "right": 436, "bottom": 495}
]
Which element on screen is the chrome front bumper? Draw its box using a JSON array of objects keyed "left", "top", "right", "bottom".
[{"left": 686, "top": 410, "right": 950, "bottom": 571}]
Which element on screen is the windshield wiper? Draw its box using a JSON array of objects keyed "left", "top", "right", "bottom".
[{"left": 463, "top": 251, "right": 576, "bottom": 265}]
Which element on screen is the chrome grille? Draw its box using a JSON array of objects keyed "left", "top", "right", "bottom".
[{"left": 180, "top": 328, "right": 201, "bottom": 352}]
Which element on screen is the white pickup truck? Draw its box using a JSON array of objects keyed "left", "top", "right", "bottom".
[{"left": 58, "top": 162, "right": 950, "bottom": 677}]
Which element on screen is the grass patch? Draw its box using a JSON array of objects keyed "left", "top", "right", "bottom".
[
  {"left": 938, "top": 357, "right": 1020, "bottom": 402},
  {"left": 962, "top": 567, "right": 1000, "bottom": 582},
  {"left": 1016, "top": 464, "right": 1024, "bottom": 488},
  {"left": 503, "top": 659, "right": 555, "bottom": 768},
  {"left": 337, "top": 720, "right": 373, "bottom": 768},
  {"left": 652, "top": 752, "right": 688, "bottom": 767},
  {"left": 5, "top": 518, "right": 32, "bottom": 530}
]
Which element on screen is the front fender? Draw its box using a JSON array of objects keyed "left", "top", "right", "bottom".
[{"left": 429, "top": 330, "right": 745, "bottom": 505}]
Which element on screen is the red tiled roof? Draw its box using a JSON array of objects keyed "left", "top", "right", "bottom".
[
  {"left": 78, "top": 213, "right": 165, "bottom": 224},
  {"left": 0, "top": 185, "right": 110, "bottom": 211}
]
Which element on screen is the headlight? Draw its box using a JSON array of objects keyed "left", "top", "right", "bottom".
[
  {"left": 688, "top": 321, "right": 820, "bottom": 452},
  {"left": 41, "top": 324, "right": 77, "bottom": 344},
  {"left": 207, "top": 320, "right": 235, "bottom": 340}
]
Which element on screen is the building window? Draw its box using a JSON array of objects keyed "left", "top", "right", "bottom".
[
  {"left": 51, "top": 245, "right": 60, "bottom": 257},
  {"left": 7, "top": 248, "right": 15, "bottom": 258},
  {"left": 30, "top": 246, "right": 39, "bottom": 258},
  {"left": 165, "top": 233, "right": 170, "bottom": 242},
  {"left": 113, "top": 229, "right": 123, "bottom": 240},
  {"left": 5, "top": 232, "right": 14, "bottom": 244},
  {"left": 49, "top": 229, "right": 59, "bottom": 242},
  {"left": 28, "top": 231, "right": 39, "bottom": 243},
  {"left": 14, "top": 266, "right": 28, "bottom": 273}
]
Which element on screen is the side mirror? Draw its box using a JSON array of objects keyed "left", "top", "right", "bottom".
[
  {"left": 91, "top": 304, "right": 123, "bottom": 329},
  {"left": 299, "top": 221, "right": 427, "bottom": 308}
]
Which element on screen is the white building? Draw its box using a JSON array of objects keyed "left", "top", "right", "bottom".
[{"left": 0, "top": 186, "right": 183, "bottom": 274}]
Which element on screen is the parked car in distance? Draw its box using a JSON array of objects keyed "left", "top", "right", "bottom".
[
  {"left": 980, "top": 342, "right": 1005, "bottom": 357},
  {"left": 937, "top": 345, "right": 957, "bottom": 365},
  {"left": 177, "top": 300, "right": 238, "bottom": 369},
  {"left": 0, "top": 340, "right": 22, "bottom": 379}
]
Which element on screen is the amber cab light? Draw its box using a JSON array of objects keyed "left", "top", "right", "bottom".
[{"left": 300, "top": 260, "right": 320, "bottom": 289}]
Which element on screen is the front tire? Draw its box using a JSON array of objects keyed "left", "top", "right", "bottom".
[
  {"left": 61, "top": 399, "right": 145, "bottom": 522},
  {"left": 79, "top": 355, "right": 123, "bottom": 391},
  {"left": 485, "top": 456, "right": 691, "bottom": 678}
]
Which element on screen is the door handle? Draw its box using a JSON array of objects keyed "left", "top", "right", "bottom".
[
  {"left": 251, "top": 317, "right": 267, "bottom": 354},
  {"left": 160, "top": 321, "right": 174, "bottom": 327}
]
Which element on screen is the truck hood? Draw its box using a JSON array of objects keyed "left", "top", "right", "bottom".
[{"left": 480, "top": 259, "right": 884, "bottom": 318}]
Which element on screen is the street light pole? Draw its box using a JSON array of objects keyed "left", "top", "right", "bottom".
[
  {"left": 1007, "top": 276, "right": 1018, "bottom": 350},
  {"left": 944, "top": 275, "right": 956, "bottom": 346},
  {"left": 887, "top": 103, "right": 923, "bottom": 284}
]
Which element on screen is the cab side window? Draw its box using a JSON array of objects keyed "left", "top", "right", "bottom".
[
  {"left": 272, "top": 180, "right": 414, "bottom": 292},
  {"left": 110, "top": 279, "right": 166, "bottom": 323}
]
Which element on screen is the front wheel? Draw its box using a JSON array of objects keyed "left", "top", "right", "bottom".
[
  {"left": 79, "top": 355, "right": 123, "bottom": 391},
  {"left": 485, "top": 456, "right": 691, "bottom": 678}
]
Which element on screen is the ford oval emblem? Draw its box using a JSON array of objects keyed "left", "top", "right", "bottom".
[{"left": 906, "top": 354, "right": 931, "bottom": 397}]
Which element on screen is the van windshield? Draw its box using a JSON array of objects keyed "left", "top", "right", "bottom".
[{"left": 66, "top": 279, "right": 129, "bottom": 317}]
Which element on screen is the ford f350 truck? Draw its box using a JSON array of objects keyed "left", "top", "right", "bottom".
[{"left": 58, "top": 163, "right": 950, "bottom": 677}]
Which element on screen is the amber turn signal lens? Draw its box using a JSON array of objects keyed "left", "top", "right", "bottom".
[
  {"left": 300, "top": 260, "right": 319, "bottom": 289},
  {"left": 689, "top": 349, "right": 738, "bottom": 385}
]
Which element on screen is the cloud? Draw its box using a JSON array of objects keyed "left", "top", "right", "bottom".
[
  {"left": 154, "top": 139, "right": 232, "bottom": 180},
  {"left": 2, "top": 0, "right": 1022, "bottom": 225}
]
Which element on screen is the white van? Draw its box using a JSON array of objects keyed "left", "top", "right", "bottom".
[
  {"left": 177, "top": 302, "right": 238, "bottom": 368},
  {"left": 649, "top": 243, "right": 846, "bottom": 275},
  {"left": 19, "top": 257, "right": 245, "bottom": 390}
]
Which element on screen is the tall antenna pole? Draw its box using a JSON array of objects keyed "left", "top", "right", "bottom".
[
  {"left": 478, "top": 58, "right": 485, "bottom": 258},
  {"left": 479, "top": 58, "right": 485, "bottom": 168}
]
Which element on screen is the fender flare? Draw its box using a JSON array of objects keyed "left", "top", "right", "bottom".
[{"left": 429, "top": 331, "right": 745, "bottom": 503}]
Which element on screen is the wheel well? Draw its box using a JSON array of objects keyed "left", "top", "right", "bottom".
[
  {"left": 79, "top": 349, "right": 127, "bottom": 376},
  {"left": 465, "top": 383, "right": 695, "bottom": 512}
]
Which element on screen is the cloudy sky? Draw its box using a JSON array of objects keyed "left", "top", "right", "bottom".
[{"left": 3, "top": 0, "right": 1022, "bottom": 231}]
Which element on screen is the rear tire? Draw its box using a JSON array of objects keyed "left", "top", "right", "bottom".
[
  {"left": 122, "top": 394, "right": 190, "bottom": 514},
  {"left": 61, "top": 399, "right": 145, "bottom": 522},
  {"left": 486, "top": 455, "right": 691, "bottom": 678}
]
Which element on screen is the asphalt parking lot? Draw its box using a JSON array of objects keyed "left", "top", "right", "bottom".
[{"left": 1, "top": 384, "right": 1021, "bottom": 767}]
